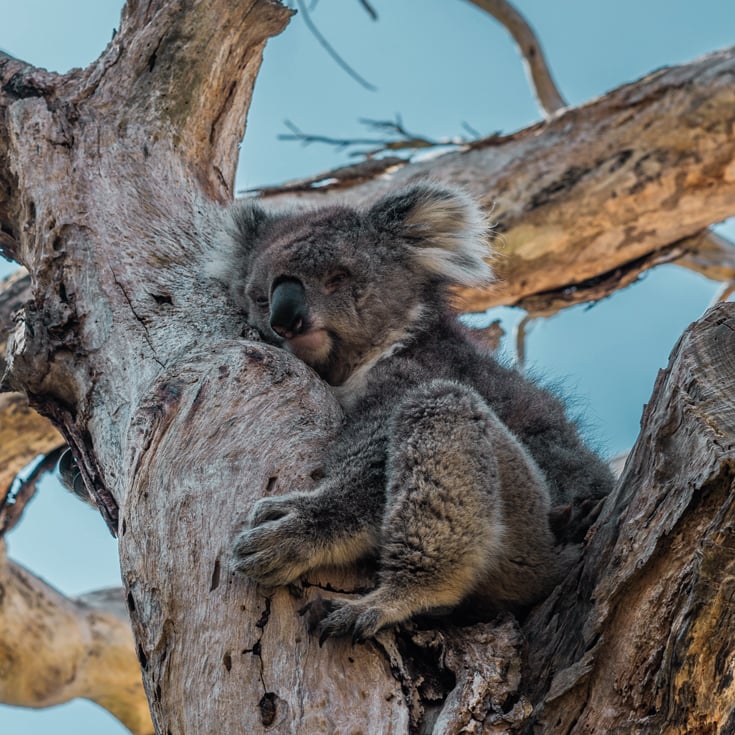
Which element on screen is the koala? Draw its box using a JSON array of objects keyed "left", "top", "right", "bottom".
[{"left": 219, "top": 183, "right": 614, "bottom": 642}]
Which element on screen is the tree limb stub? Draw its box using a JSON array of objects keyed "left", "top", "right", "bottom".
[{"left": 260, "top": 46, "right": 735, "bottom": 314}]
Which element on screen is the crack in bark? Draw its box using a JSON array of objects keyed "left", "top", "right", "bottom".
[
  {"left": 300, "top": 578, "right": 373, "bottom": 596},
  {"left": 244, "top": 593, "right": 285, "bottom": 727},
  {"left": 110, "top": 268, "right": 166, "bottom": 370}
]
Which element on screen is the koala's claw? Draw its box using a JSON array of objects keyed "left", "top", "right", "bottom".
[
  {"left": 249, "top": 496, "right": 301, "bottom": 526},
  {"left": 299, "top": 597, "right": 337, "bottom": 631},
  {"left": 232, "top": 515, "right": 312, "bottom": 587},
  {"left": 301, "top": 597, "right": 383, "bottom": 645}
]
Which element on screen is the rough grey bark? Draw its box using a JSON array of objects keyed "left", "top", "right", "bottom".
[{"left": 1, "top": 1, "right": 734, "bottom": 733}]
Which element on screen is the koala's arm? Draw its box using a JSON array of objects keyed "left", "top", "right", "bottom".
[
  {"left": 231, "top": 418, "right": 387, "bottom": 587},
  {"left": 311, "top": 379, "right": 563, "bottom": 643}
]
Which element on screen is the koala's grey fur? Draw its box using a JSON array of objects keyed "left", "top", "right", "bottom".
[{"left": 216, "top": 183, "right": 614, "bottom": 642}]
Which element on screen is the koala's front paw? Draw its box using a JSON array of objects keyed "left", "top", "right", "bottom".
[
  {"left": 231, "top": 494, "right": 317, "bottom": 587},
  {"left": 301, "top": 597, "right": 384, "bottom": 645}
]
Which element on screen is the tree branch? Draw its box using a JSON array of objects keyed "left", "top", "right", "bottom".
[
  {"left": 295, "top": 0, "right": 377, "bottom": 91},
  {"left": 523, "top": 301, "right": 735, "bottom": 731},
  {"left": 675, "top": 228, "right": 735, "bottom": 284},
  {"left": 0, "top": 446, "right": 64, "bottom": 535},
  {"left": 260, "top": 47, "right": 735, "bottom": 313},
  {"left": 464, "top": 0, "right": 567, "bottom": 116},
  {"left": 0, "top": 0, "right": 295, "bottom": 205},
  {"left": 0, "top": 542, "right": 152, "bottom": 734},
  {"left": 0, "top": 392, "right": 63, "bottom": 511},
  {"left": 279, "top": 115, "right": 473, "bottom": 158}
]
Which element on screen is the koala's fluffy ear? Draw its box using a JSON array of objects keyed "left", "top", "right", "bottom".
[
  {"left": 229, "top": 199, "right": 273, "bottom": 248},
  {"left": 207, "top": 199, "right": 273, "bottom": 283},
  {"left": 368, "top": 183, "right": 493, "bottom": 286}
]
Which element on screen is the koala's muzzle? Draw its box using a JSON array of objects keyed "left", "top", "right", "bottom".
[{"left": 270, "top": 278, "right": 307, "bottom": 339}]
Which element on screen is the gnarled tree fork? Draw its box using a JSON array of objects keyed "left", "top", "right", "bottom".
[{"left": 0, "top": 1, "right": 734, "bottom": 733}]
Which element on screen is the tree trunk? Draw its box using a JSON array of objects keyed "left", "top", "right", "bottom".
[{"left": 1, "top": 2, "right": 734, "bottom": 733}]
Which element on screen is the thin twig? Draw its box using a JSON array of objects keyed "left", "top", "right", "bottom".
[
  {"left": 515, "top": 313, "right": 533, "bottom": 369},
  {"left": 295, "top": 0, "right": 377, "bottom": 92},
  {"left": 357, "top": 0, "right": 378, "bottom": 21},
  {"left": 675, "top": 229, "right": 735, "bottom": 284},
  {"left": 464, "top": 0, "right": 566, "bottom": 116},
  {"left": 714, "top": 282, "right": 735, "bottom": 303},
  {"left": 279, "top": 117, "right": 472, "bottom": 158}
]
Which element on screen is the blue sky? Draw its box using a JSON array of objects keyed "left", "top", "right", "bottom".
[{"left": 0, "top": 1, "right": 734, "bottom": 732}]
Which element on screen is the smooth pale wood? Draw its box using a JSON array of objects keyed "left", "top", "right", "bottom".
[{"left": 0, "top": 540, "right": 153, "bottom": 734}]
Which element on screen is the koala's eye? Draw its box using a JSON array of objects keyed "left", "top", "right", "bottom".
[
  {"left": 252, "top": 294, "right": 269, "bottom": 309},
  {"left": 324, "top": 269, "right": 350, "bottom": 293}
]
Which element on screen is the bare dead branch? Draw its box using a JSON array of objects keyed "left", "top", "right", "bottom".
[
  {"left": 714, "top": 282, "right": 735, "bottom": 303},
  {"left": 279, "top": 115, "right": 472, "bottom": 157},
  {"left": 0, "top": 393, "right": 63, "bottom": 511},
  {"left": 675, "top": 228, "right": 735, "bottom": 283},
  {"left": 357, "top": 0, "right": 378, "bottom": 21},
  {"left": 295, "top": 0, "right": 377, "bottom": 91},
  {"left": 464, "top": 0, "right": 567, "bottom": 116},
  {"left": 0, "top": 542, "right": 152, "bottom": 734},
  {"left": 515, "top": 313, "right": 533, "bottom": 367},
  {"left": 261, "top": 48, "right": 735, "bottom": 314}
]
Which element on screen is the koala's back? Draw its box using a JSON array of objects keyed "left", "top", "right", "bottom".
[{"left": 347, "top": 314, "right": 613, "bottom": 511}]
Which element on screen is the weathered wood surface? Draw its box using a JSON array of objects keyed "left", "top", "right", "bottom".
[
  {"left": 525, "top": 301, "right": 735, "bottom": 733},
  {"left": 1, "top": 1, "right": 735, "bottom": 733},
  {"left": 0, "top": 540, "right": 152, "bottom": 734},
  {"left": 0, "top": 269, "right": 61, "bottom": 497},
  {"left": 0, "top": 1, "right": 410, "bottom": 731}
]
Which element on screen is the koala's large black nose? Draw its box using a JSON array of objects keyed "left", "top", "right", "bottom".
[{"left": 270, "top": 278, "right": 307, "bottom": 339}]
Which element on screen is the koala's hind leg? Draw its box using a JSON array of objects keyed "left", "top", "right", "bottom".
[{"left": 318, "top": 379, "right": 547, "bottom": 642}]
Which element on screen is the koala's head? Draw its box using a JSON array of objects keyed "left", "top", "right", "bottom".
[{"left": 220, "top": 183, "right": 492, "bottom": 386}]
